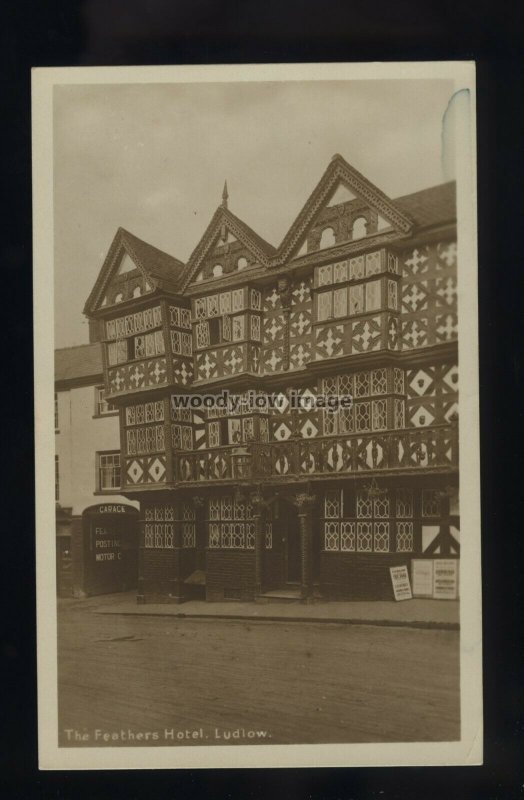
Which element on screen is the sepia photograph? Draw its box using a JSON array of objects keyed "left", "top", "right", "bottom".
[{"left": 33, "top": 62, "right": 481, "bottom": 770}]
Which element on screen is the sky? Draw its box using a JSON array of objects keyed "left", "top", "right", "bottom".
[{"left": 53, "top": 78, "right": 455, "bottom": 348}]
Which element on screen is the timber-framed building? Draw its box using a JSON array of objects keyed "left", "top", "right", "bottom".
[{"left": 83, "top": 154, "right": 459, "bottom": 603}]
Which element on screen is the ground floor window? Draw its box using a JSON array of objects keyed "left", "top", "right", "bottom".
[
  {"left": 322, "top": 486, "right": 417, "bottom": 553},
  {"left": 207, "top": 494, "right": 272, "bottom": 549},
  {"left": 143, "top": 501, "right": 196, "bottom": 548}
]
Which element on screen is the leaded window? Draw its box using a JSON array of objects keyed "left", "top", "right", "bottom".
[
  {"left": 357, "top": 522, "right": 373, "bottom": 551},
  {"left": 371, "top": 368, "right": 388, "bottom": 395},
  {"left": 373, "top": 521, "right": 390, "bottom": 552},
  {"left": 317, "top": 291, "right": 332, "bottom": 321},
  {"left": 196, "top": 321, "right": 210, "bottom": 348},
  {"left": 365, "top": 250, "right": 382, "bottom": 276},
  {"left": 207, "top": 294, "right": 219, "bottom": 317},
  {"left": 365, "top": 279, "right": 381, "bottom": 311},
  {"left": 324, "top": 490, "right": 341, "bottom": 518},
  {"left": 354, "top": 372, "right": 370, "bottom": 397},
  {"left": 396, "top": 489, "right": 413, "bottom": 518},
  {"left": 208, "top": 421, "right": 220, "bottom": 448},
  {"left": 333, "top": 261, "right": 348, "bottom": 283},
  {"left": 348, "top": 284, "right": 364, "bottom": 314},
  {"left": 372, "top": 399, "right": 387, "bottom": 431},
  {"left": 180, "top": 308, "right": 191, "bottom": 329},
  {"left": 323, "top": 410, "right": 337, "bottom": 436},
  {"left": 170, "top": 306, "right": 180, "bottom": 327},
  {"left": 209, "top": 523, "right": 220, "bottom": 547},
  {"left": 265, "top": 521, "right": 273, "bottom": 549},
  {"left": 221, "top": 496, "right": 233, "bottom": 520},
  {"left": 324, "top": 521, "right": 339, "bottom": 551},
  {"left": 232, "top": 289, "right": 245, "bottom": 312},
  {"left": 373, "top": 495, "right": 390, "bottom": 518},
  {"left": 422, "top": 490, "right": 441, "bottom": 517},
  {"left": 126, "top": 430, "right": 136, "bottom": 454},
  {"left": 388, "top": 279, "right": 398, "bottom": 310},
  {"left": 182, "top": 523, "right": 196, "bottom": 548},
  {"left": 250, "top": 289, "right": 261, "bottom": 310},
  {"left": 209, "top": 497, "right": 220, "bottom": 520},
  {"left": 393, "top": 368, "right": 405, "bottom": 394},
  {"left": 340, "top": 521, "right": 356, "bottom": 551},
  {"left": 355, "top": 402, "right": 371, "bottom": 431},
  {"left": 171, "top": 330, "right": 182, "bottom": 354},
  {"left": 219, "top": 292, "right": 232, "bottom": 315},
  {"left": 349, "top": 255, "right": 365, "bottom": 280},
  {"left": 144, "top": 524, "right": 154, "bottom": 548},
  {"left": 394, "top": 399, "right": 405, "bottom": 429},
  {"left": 250, "top": 315, "right": 261, "bottom": 340},
  {"left": 317, "top": 264, "right": 333, "bottom": 287},
  {"left": 232, "top": 315, "right": 245, "bottom": 341},
  {"left": 195, "top": 298, "right": 207, "bottom": 319},
  {"left": 333, "top": 287, "right": 348, "bottom": 318},
  {"left": 396, "top": 521, "right": 414, "bottom": 552},
  {"left": 356, "top": 494, "right": 372, "bottom": 518}
]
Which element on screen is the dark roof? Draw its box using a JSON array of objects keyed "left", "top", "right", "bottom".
[
  {"left": 394, "top": 181, "right": 456, "bottom": 229},
  {"left": 119, "top": 228, "right": 186, "bottom": 288},
  {"left": 55, "top": 343, "right": 103, "bottom": 383}
]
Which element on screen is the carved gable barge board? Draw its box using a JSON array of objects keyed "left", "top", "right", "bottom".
[
  {"left": 84, "top": 228, "right": 185, "bottom": 317},
  {"left": 181, "top": 206, "right": 276, "bottom": 292},
  {"left": 273, "top": 154, "right": 413, "bottom": 267}
]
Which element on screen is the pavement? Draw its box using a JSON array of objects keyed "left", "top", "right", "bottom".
[{"left": 60, "top": 591, "right": 459, "bottom": 630}]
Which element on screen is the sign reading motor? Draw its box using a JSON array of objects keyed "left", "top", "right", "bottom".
[{"left": 94, "top": 527, "right": 122, "bottom": 561}]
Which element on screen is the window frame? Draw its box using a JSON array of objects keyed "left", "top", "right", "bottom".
[
  {"left": 96, "top": 450, "right": 121, "bottom": 492},
  {"left": 94, "top": 385, "right": 118, "bottom": 418}
]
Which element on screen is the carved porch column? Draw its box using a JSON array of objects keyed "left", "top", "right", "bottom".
[
  {"left": 250, "top": 488, "right": 266, "bottom": 598},
  {"left": 295, "top": 492, "right": 316, "bottom": 603},
  {"left": 250, "top": 488, "right": 278, "bottom": 598}
]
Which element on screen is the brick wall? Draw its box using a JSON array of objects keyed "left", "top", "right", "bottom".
[
  {"left": 320, "top": 552, "right": 414, "bottom": 600},
  {"left": 206, "top": 550, "right": 256, "bottom": 601}
]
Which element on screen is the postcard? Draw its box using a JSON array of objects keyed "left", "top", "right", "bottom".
[{"left": 33, "top": 61, "right": 481, "bottom": 769}]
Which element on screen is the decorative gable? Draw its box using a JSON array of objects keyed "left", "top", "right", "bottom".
[
  {"left": 94, "top": 243, "right": 154, "bottom": 311},
  {"left": 191, "top": 226, "right": 260, "bottom": 284},
  {"left": 278, "top": 155, "right": 413, "bottom": 264},
  {"left": 84, "top": 227, "right": 184, "bottom": 316},
  {"left": 182, "top": 205, "right": 275, "bottom": 290}
]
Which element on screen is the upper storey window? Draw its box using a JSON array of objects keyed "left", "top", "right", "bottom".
[
  {"left": 319, "top": 227, "right": 336, "bottom": 249},
  {"left": 313, "top": 249, "right": 400, "bottom": 323},
  {"left": 352, "top": 217, "right": 367, "bottom": 240}
]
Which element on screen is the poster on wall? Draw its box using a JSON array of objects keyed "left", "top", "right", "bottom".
[
  {"left": 390, "top": 565, "right": 413, "bottom": 601},
  {"left": 433, "top": 559, "right": 459, "bottom": 600},
  {"left": 412, "top": 559, "right": 434, "bottom": 598}
]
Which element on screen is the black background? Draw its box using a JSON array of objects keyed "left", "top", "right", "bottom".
[{"left": 2, "top": 1, "right": 523, "bottom": 797}]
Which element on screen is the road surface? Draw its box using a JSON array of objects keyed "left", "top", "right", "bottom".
[{"left": 57, "top": 601, "right": 460, "bottom": 746}]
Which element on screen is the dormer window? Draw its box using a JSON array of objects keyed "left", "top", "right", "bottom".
[
  {"left": 352, "top": 216, "right": 367, "bottom": 240},
  {"left": 319, "top": 227, "right": 336, "bottom": 249}
]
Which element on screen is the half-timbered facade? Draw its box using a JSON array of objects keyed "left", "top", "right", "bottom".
[{"left": 83, "top": 154, "right": 459, "bottom": 603}]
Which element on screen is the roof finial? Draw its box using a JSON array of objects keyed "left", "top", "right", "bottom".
[{"left": 221, "top": 180, "right": 229, "bottom": 209}]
